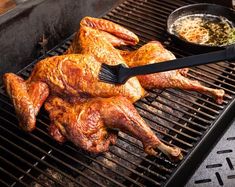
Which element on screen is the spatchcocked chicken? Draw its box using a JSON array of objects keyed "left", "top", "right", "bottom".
[{"left": 3, "top": 16, "right": 225, "bottom": 161}]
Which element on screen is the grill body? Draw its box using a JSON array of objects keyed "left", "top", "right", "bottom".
[{"left": 0, "top": 0, "right": 234, "bottom": 187}]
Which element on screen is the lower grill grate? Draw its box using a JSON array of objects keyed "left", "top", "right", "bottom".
[{"left": 0, "top": 0, "right": 235, "bottom": 186}]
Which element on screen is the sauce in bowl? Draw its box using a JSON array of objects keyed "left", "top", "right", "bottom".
[{"left": 169, "top": 14, "right": 235, "bottom": 47}]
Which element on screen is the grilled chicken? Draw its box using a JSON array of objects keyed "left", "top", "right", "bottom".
[
  {"left": 67, "top": 17, "right": 225, "bottom": 104},
  {"left": 45, "top": 96, "right": 182, "bottom": 161},
  {"left": 5, "top": 16, "right": 225, "bottom": 161}
]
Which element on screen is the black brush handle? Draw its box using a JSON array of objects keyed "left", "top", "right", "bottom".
[{"left": 122, "top": 45, "right": 235, "bottom": 81}]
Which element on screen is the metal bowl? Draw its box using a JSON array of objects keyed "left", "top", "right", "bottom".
[{"left": 167, "top": 3, "right": 235, "bottom": 53}]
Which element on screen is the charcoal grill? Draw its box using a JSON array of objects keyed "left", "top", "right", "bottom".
[{"left": 0, "top": 0, "right": 235, "bottom": 186}]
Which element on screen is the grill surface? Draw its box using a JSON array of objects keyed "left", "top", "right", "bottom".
[{"left": 0, "top": 0, "right": 235, "bottom": 186}]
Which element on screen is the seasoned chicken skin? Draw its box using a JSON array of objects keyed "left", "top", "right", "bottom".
[
  {"left": 68, "top": 17, "right": 225, "bottom": 104},
  {"left": 28, "top": 54, "right": 144, "bottom": 101},
  {"left": 45, "top": 96, "right": 182, "bottom": 161}
]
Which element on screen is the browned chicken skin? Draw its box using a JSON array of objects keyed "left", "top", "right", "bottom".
[
  {"left": 3, "top": 16, "right": 183, "bottom": 160},
  {"left": 45, "top": 96, "right": 182, "bottom": 160},
  {"left": 68, "top": 17, "right": 225, "bottom": 104}
]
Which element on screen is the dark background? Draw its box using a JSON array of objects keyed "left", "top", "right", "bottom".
[{"left": 0, "top": 0, "right": 123, "bottom": 78}]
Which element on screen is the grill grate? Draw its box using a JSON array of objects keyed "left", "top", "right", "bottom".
[{"left": 0, "top": 0, "right": 235, "bottom": 186}]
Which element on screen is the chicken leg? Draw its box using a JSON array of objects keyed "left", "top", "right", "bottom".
[
  {"left": 45, "top": 96, "right": 183, "bottom": 161},
  {"left": 120, "top": 41, "right": 225, "bottom": 104}
]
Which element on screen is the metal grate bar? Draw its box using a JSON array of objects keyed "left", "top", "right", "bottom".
[
  {"left": 141, "top": 118, "right": 194, "bottom": 148},
  {"left": 143, "top": 0, "right": 179, "bottom": 11},
  {"left": 117, "top": 4, "right": 165, "bottom": 27},
  {"left": 62, "top": 146, "right": 147, "bottom": 187},
  {"left": 128, "top": 0, "right": 176, "bottom": 16},
  {"left": 118, "top": 131, "right": 188, "bottom": 155},
  {"left": 121, "top": 1, "right": 168, "bottom": 20},
  {"left": 205, "top": 64, "right": 235, "bottom": 76},
  {"left": 0, "top": 144, "right": 65, "bottom": 186},
  {"left": 187, "top": 74, "right": 234, "bottom": 96},
  {"left": 140, "top": 100, "right": 203, "bottom": 135},
  {"left": 0, "top": 179, "right": 9, "bottom": 187},
  {"left": 148, "top": 92, "right": 211, "bottom": 126},
  {"left": 117, "top": 135, "right": 177, "bottom": 167},
  {"left": 194, "top": 67, "right": 235, "bottom": 84},
  {"left": 104, "top": 15, "right": 161, "bottom": 38},
  {"left": 162, "top": 90, "right": 221, "bottom": 114},
  {"left": 0, "top": 155, "right": 47, "bottom": 187},
  {"left": 108, "top": 149, "right": 166, "bottom": 180},
  {"left": 0, "top": 167, "right": 28, "bottom": 187},
  {"left": 114, "top": 6, "right": 165, "bottom": 31},
  {"left": 114, "top": 143, "right": 172, "bottom": 173},
  {"left": 138, "top": 101, "right": 200, "bottom": 137},
  {"left": 108, "top": 11, "right": 163, "bottom": 38},
  {"left": 215, "top": 63, "right": 235, "bottom": 72},
  {"left": 190, "top": 69, "right": 235, "bottom": 90},
  {"left": 110, "top": 149, "right": 165, "bottom": 182},
  {"left": 167, "top": 89, "right": 224, "bottom": 110},
  {"left": 136, "top": 102, "right": 199, "bottom": 140},
  {"left": 157, "top": 94, "right": 216, "bottom": 120},
  {"left": 101, "top": 153, "right": 161, "bottom": 186},
  {"left": 160, "top": 0, "right": 195, "bottom": 6}
]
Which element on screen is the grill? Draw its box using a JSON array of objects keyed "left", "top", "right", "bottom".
[{"left": 0, "top": 0, "right": 235, "bottom": 186}]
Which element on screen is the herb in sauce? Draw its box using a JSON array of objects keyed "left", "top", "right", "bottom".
[{"left": 170, "top": 14, "right": 235, "bottom": 46}]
